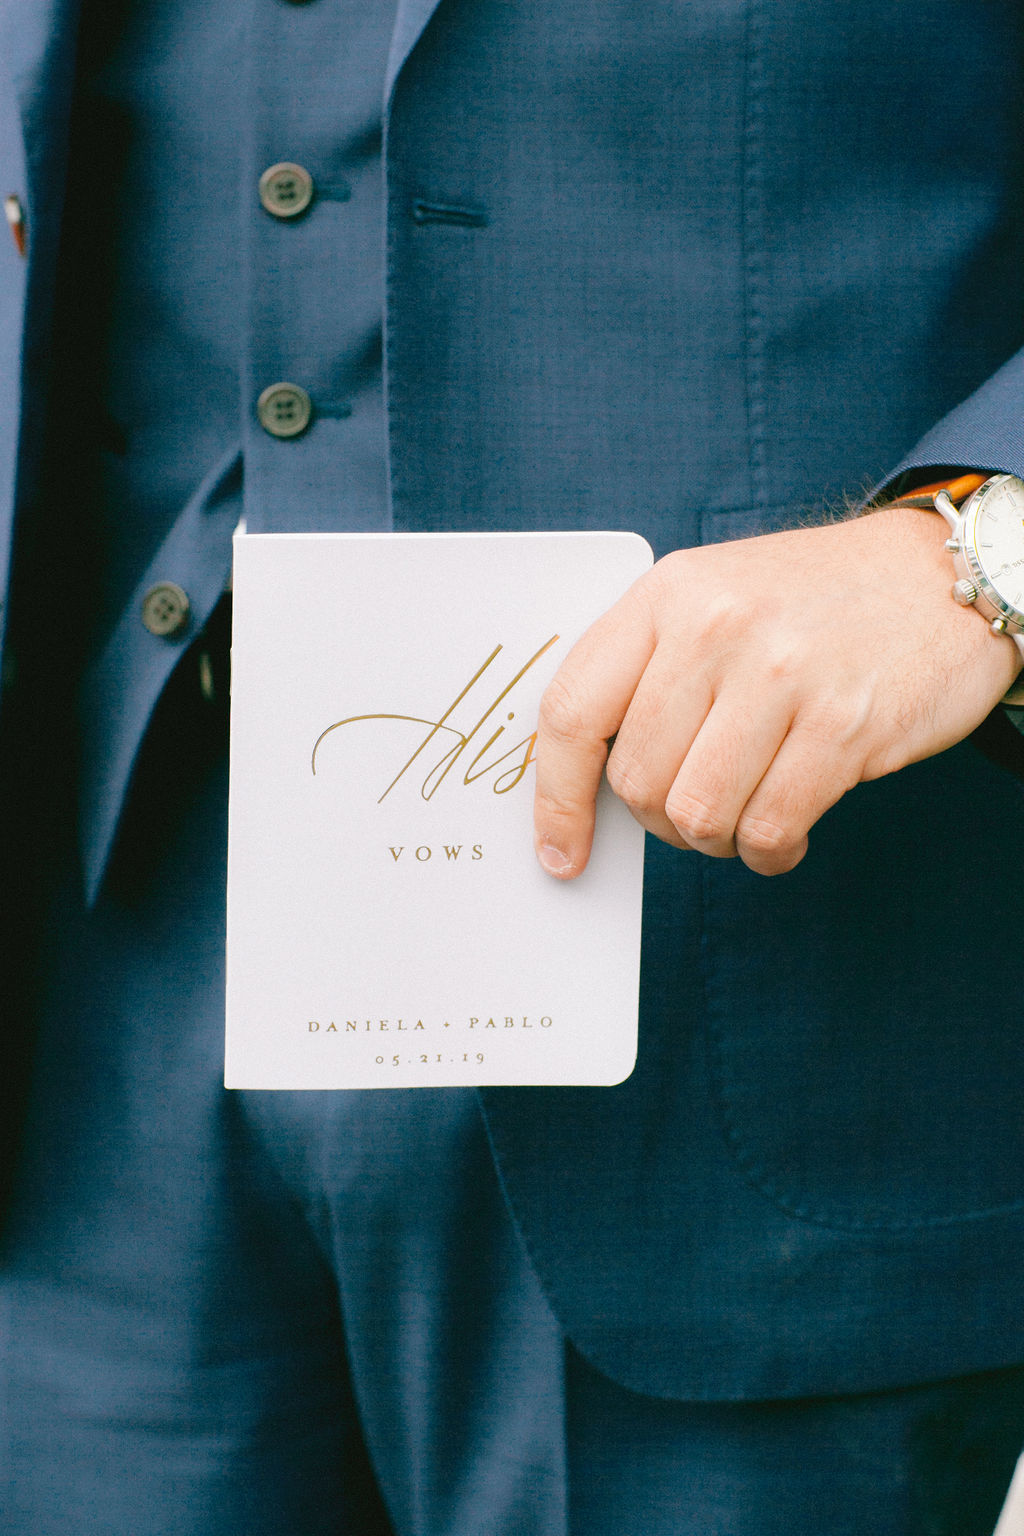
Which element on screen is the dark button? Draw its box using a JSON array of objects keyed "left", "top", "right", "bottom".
[
  {"left": 258, "top": 163, "right": 314, "bottom": 219},
  {"left": 257, "top": 382, "right": 313, "bottom": 438},
  {"left": 141, "top": 582, "right": 191, "bottom": 638}
]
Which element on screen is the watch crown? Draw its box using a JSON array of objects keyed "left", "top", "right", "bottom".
[
  {"left": 944, "top": 537, "right": 961, "bottom": 554},
  {"left": 952, "top": 579, "right": 978, "bottom": 606}
]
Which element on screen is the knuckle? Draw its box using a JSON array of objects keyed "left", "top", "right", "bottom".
[
  {"left": 736, "top": 814, "right": 795, "bottom": 860},
  {"left": 760, "top": 645, "right": 800, "bottom": 689},
  {"left": 678, "top": 588, "right": 748, "bottom": 653},
  {"left": 605, "top": 754, "right": 660, "bottom": 814},
  {"left": 664, "top": 790, "right": 730, "bottom": 845},
  {"left": 702, "top": 587, "right": 749, "bottom": 635},
  {"left": 537, "top": 675, "right": 587, "bottom": 743},
  {"left": 534, "top": 785, "right": 582, "bottom": 823}
]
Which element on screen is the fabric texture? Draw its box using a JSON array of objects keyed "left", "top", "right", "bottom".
[
  {"left": 4, "top": 0, "right": 1024, "bottom": 1433},
  {"left": 3, "top": 684, "right": 1023, "bottom": 1533}
]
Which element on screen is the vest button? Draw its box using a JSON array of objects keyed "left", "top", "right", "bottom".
[
  {"left": 258, "top": 162, "right": 315, "bottom": 219},
  {"left": 257, "top": 382, "right": 313, "bottom": 438},
  {"left": 141, "top": 582, "right": 191, "bottom": 638}
]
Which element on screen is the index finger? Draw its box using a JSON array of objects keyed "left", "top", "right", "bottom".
[{"left": 533, "top": 597, "right": 656, "bottom": 879}]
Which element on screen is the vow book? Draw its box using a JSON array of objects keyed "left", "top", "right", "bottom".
[{"left": 225, "top": 531, "right": 652, "bottom": 1089}]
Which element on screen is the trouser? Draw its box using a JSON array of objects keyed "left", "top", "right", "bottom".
[{"left": 3, "top": 646, "right": 1024, "bottom": 1536}]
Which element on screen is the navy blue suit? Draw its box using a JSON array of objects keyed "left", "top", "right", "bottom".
[{"left": 6, "top": 0, "right": 1024, "bottom": 1529}]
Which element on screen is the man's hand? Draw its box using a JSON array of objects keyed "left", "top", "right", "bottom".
[{"left": 533, "top": 505, "right": 1023, "bottom": 879}]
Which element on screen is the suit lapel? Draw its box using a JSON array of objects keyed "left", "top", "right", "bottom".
[
  {"left": 385, "top": 0, "right": 444, "bottom": 103},
  {"left": 3, "top": 0, "right": 81, "bottom": 178},
  {"left": 1, "top": 0, "right": 82, "bottom": 354},
  {"left": 0, "top": 0, "right": 81, "bottom": 638}
]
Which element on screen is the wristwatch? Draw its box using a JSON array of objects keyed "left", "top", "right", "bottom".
[{"left": 903, "top": 472, "right": 1024, "bottom": 706}]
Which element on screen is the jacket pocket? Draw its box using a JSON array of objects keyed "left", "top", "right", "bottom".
[{"left": 703, "top": 738, "right": 1024, "bottom": 1230}]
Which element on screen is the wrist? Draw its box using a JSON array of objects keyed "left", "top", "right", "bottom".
[{"left": 915, "top": 474, "right": 1024, "bottom": 704}]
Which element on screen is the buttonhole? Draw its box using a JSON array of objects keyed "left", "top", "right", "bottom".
[
  {"left": 411, "top": 199, "right": 488, "bottom": 228},
  {"left": 317, "top": 401, "right": 354, "bottom": 420},
  {"left": 317, "top": 182, "right": 352, "bottom": 203}
]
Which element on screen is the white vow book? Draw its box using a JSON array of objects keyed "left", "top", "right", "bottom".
[{"left": 225, "top": 531, "right": 652, "bottom": 1089}]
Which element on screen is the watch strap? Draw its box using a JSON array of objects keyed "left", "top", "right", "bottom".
[{"left": 895, "top": 471, "right": 987, "bottom": 510}]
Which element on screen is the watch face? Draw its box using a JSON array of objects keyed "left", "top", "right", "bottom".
[{"left": 969, "top": 476, "right": 1024, "bottom": 620}]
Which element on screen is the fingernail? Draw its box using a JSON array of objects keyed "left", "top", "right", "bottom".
[{"left": 538, "top": 842, "right": 574, "bottom": 876}]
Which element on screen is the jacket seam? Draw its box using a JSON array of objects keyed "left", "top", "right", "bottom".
[{"left": 740, "top": 0, "right": 768, "bottom": 513}]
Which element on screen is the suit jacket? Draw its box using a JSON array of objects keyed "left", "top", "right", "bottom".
[{"left": 5, "top": 0, "right": 1024, "bottom": 1401}]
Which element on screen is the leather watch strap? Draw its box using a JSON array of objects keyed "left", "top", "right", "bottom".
[{"left": 895, "top": 471, "right": 987, "bottom": 510}]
